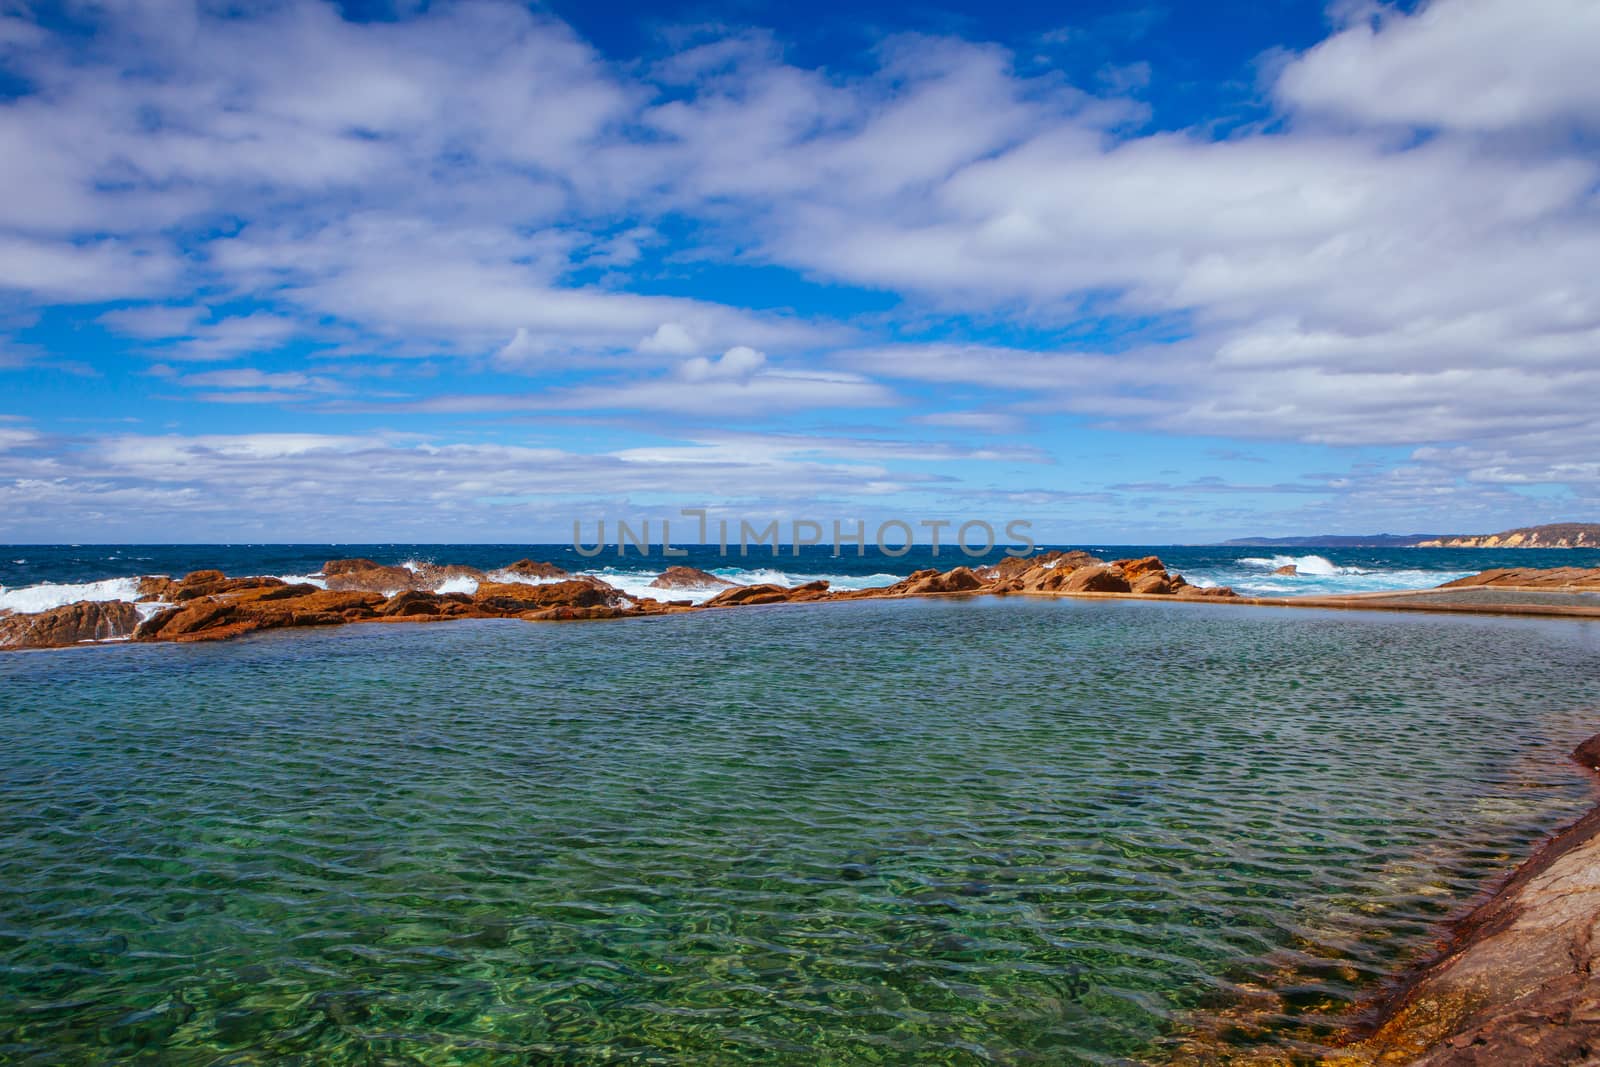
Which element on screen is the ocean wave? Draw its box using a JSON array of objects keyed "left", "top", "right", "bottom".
[
  {"left": 1238, "top": 554, "right": 1356, "bottom": 576},
  {"left": 0, "top": 577, "right": 148, "bottom": 615},
  {"left": 1189, "top": 562, "right": 1474, "bottom": 597},
  {"left": 709, "top": 567, "right": 906, "bottom": 591}
]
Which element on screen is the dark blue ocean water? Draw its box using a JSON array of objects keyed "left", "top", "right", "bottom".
[{"left": 4, "top": 543, "right": 1600, "bottom": 609}]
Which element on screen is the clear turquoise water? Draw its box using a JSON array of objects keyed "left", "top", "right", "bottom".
[{"left": 3, "top": 598, "right": 1599, "bottom": 1065}]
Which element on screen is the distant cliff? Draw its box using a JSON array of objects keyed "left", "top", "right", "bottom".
[
  {"left": 1218, "top": 533, "right": 1442, "bottom": 547},
  {"left": 1417, "top": 523, "right": 1600, "bottom": 549}
]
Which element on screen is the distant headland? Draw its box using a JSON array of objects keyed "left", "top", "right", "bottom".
[{"left": 1221, "top": 521, "right": 1600, "bottom": 549}]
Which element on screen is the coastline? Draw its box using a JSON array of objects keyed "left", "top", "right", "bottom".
[
  {"left": 6, "top": 551, "right": 1600, "bottom": 654},
  {"left": 1324, "top": 734, "right": 1600, "bottom": 1066},
  {"left": 6, "top": 552, "right": 1600, "bottom": 1064}
]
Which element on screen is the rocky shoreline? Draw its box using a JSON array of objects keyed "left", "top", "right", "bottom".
[
  {"left": 1326, "top": 734, "right": 1600, "bottom": 1066},
  {"left": 7, "top": 552, "right": 1600, "bottom": 1065},
  {"left": 0, "top": 550, "right": 1234, "bottom": 652}
]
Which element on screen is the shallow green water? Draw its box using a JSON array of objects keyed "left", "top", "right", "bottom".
[{"left": 2, "top": 598, "right": 1599, "bottom": 1065}]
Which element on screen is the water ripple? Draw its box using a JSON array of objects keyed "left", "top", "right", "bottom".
[{"left": 2, "top": 599, "right": 1599, "bottom": 1064}]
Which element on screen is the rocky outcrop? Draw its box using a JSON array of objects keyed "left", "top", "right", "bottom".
[
  {"left": 649, "top": 566, "right": 732, "bottom": 590},
  {"left": 136, "top": 575, "right": 175, "bottom": 601},
  {"left": 704, "top": 580, "right": 831, "bottom": 607},
  {"left": 1275, "top": 564, "right": 1298, "bottom": 576},
  {"left": 1130, "top": 572, "right": 1172, "bottom": 595},
  {"left": 473, "top": 579, "right": 620, "bottom": 615},
  {"left": 172, "top": 570, "right": 286, "bottom": 601},
  {"left": 501, "top": 559, "right": 568, "bottom": 579},
  {"left": 0, "top": 600, "right": 142, "bottom": 649},
  {"left": 322, "top": 558, "right": 417, "bottom": 592},
  {"left": 1440, "top": 567, "right": 1600, "bottom": 590},
  {"left": 1338, "top": 735, "right": 1600, "bottom": 1066},
  {"left": 378, "top": 590, "right": 449, "bottom": 617},
  {"left": 852, "top": 567, "right": 987, "bottom": 597},
  {"left": 1112, "top": 556, "right": 1166, "bottom": 580},
  {"left": 978, "top": 550, "right": 1101, "bottom": 589},
  {"left": 1418, "top": 523, "right": 1600, "bottom": 549},
  {"left": 1062, "top": 564, "right": 1133, "bottom": 593},
  {"left": 136, "top": 589, "right": 387, "bottom": 642},
  {"left": 1, "top": 551, "right": 1242, "bottom": 653},
  {"left": 409, "top": 563, "right": 485, "bottom": 587}
]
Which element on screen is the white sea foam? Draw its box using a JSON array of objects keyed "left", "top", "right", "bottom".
[
  {"left": 0, "top": 577, "right": 147, "bottom": 615},
  {"left": 433, "top": 576, "right": 480, "bottom": 595},
  {"left": 483, "top": 569, "right": 569, "bottom": 587},
  {"left": 1239, "top": 554, "right": 1350, "bottom": 576},
  {"left": 273, "top": 573, "right": 329, "bottom": 589},
  {"left": 1190, "top": 556, "right": 1475, "bottom": 597}
]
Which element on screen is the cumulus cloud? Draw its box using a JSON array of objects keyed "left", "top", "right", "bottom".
[
  {"left": 638, "top": 323, "right": 701, "bottom": 356},
  {"left": 2, "top": 0, "right": 1598, "bottom": 537},
  {"left": 680, "top": 345, "right": 766, "bottom": 381},
  {"left": 1277, "top": 0, "right": 1600, "bottom": 133}
]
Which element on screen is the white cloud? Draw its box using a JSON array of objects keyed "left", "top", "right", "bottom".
[
  {"left": 1277, "top": 0, "right": 1600, "bottom": 132},
  {"left": 680, "top": 345, "right": 766, "bottom": 381},
  {"left": 2, "top": 0, "right": 1599, "bottom": 535},
  {"left": 638, "top": 322, "right": 701, "bottom": 356},
  {"left": 179, "top": 369, "right": 315, "bottom": 389}
]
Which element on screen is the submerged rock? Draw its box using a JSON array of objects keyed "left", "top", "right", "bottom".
[{"left": 1343, "top": 733, "right": 1600, "bottom": 1065}]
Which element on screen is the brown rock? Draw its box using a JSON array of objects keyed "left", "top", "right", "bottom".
[
  {"left": 502, "top": 559, "right": 569, "bottom": 579},
  {"left": 1130, "top": 572, "right": 1172, "bottom": 595},
  {"left": 0, "top": 600, "right": 143, "bottom": 649},
  {"left": 223, "top": 583, "right": 321, "bottom": 604},
  {"left": 138, "top": 600, "right": 240, "bottom": 639},
  {"left": 1274, "top": 564, "right": 1298, "bottom": 576},
  {"left": 408, "top": 563, "right": 486, "bottom": 589},
  {"left": 173, "top": 572, "right": 286, "bottom": 601},
  {"left": 322, "top": 558, "right": 417, "bottom": 592},
  {"left": 474, "top": 579, "right": 619, "bottom": 614},
  {"left": 1112, "top": 556, "right": 1166, "bottom": 580},
  {"left": 649, "top": 566, "right": 733, "bottom": 590},
  {"left": 1062, "top": 565, "right": 1132, "bottom": 593},
  {"left": 1441, "top": 566, "right": 1600, "bottom": 590},
  {"left": 704, "top": 583, "right": 792, "bottom": 607},
  {"left": 520, "top": 605, "right": 630, "bottom": 621},
  {"left": 378, "top": 590, "right": 445, "bottom": 617},
  {"left": 899, "top": 567, "right": 986, "bottom": 595},
  {"left": 136, "top": 575, "right": 175, "bottom": 601},
  {"left": 703, "top": 580, "right": 831, "bottom": 608},
  {"left": 980, "top": 550, "right": 1102, "bottom": 588},
  {"left": 1344, "top": 733, "right": 1600, "bottom": 1065}
]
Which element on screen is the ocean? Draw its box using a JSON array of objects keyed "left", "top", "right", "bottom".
[
  {"left": 4, "top": 597, "right": 1600, "bottom": 1063},
  {"left": 5, "top": 542, "right": 1600, "bottom": 614}
]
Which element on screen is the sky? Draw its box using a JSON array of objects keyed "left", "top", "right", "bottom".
[{"left": 1, "top": 0, "right": 1597, "bottom": 543}]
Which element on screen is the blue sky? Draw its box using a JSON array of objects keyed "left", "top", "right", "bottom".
[{"left": 1, "top": 0, "right": 1597, "bottom": 543}]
